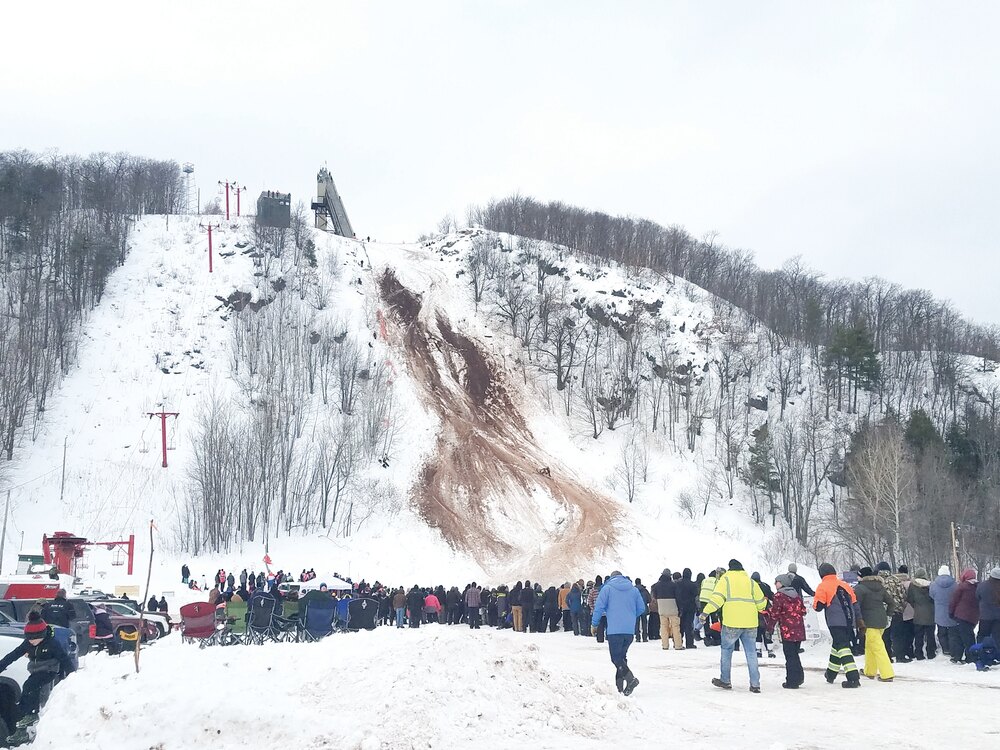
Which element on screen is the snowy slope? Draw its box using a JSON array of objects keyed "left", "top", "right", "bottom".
[{"left": 1, "top": 217, "right": 811, "bottom": 595}]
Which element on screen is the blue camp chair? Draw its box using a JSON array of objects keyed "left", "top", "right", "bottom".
[{"left": 300, "top": 597, "right": 336, "bottom": 641}]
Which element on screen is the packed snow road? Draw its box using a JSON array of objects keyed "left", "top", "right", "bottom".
[{"left": 32, "top": 626, "right": 990, "bottom": 749}]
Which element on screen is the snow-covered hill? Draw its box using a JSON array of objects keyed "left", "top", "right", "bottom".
[{"left": 2, "top": 216, "right": 798, "bottom": 591}]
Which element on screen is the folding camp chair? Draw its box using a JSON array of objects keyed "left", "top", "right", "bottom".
[
  {"left": 300, "top": 598, "right": 336, "bottom": 642},
  {"left": 179, "top": 601, "right": 222, "bottom": 648},
  {"left": 246, "top": 595, "right": 297, "bottom": 644},
  {"left": 223, "top": 599, "right": 248, "bottom": 645},
  {"left": 347, "top": 597, "right": 378, "bottom": 631}
]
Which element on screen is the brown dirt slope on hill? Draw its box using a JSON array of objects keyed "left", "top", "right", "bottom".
[{"left": 379, "top": 269, "right": 618, "bottom": 576}]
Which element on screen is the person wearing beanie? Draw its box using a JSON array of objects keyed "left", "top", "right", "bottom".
[
  {"left": 787, "top": 563, "right": 815, "bottom": 597},
  {"left": 949, "top": 569, "right": 979, "bottom": 663},
  {"left": 771, "top": 574, "right": 806, "bottom": 688},
  {"left": 930, "top": 566, "right": 958, "bottom": 657},
  {"left": 701, "top": 560, "right": 768, "bottom": 693},
  {"left": 0, "top": 611, "right": 75, "bottom": 742},
  {"left": 591, "top": 571, "right": 645, "bottom": 696},
  {"left": 907, "top": 568, "right": 936, "bottom": 659},
  {"left": 977, "top": 568, "right": 1000, "bottom": 643},
  {"left": 677, "top": 568, "right": 699, "bottom": 649},
  {"left": 813, "top": 563, "right": 862, "bottom": 688},
  {"left": 651, "top": 568, "right": 681, "bottom": 651},
  {"left": 855, "top": 566, "right": 895, "bottom": 681}
]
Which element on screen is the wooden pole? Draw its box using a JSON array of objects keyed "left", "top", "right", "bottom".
[
  {"left": 135, "top": 519, "right": 155, "bottom": 673},
  {"left": 0, "top": 491, "right": 9, "bottom": 575},
  {"left": 950, "top": 521, "right": 961, "bottom": 575},
  {"left": 60, "top": 436, "right": 67, "bottom": 502}
]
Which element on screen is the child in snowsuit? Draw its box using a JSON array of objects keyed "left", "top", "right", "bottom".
[
  {"left": 0, "top": 613, "right": 75, "bottom": 745},
  {"left": 771, "top": 574, "right": 807, "bottom": 688}
]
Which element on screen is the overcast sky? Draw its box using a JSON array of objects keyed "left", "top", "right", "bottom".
[{"left": 4, "top": 2, "right": 999, "bottom": 322}]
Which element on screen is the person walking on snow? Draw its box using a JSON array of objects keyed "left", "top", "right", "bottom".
[
  {"left": 701, "top": 559, "right": 768, "bottom": 693},
  {"left": 771, "top": 574, "right": 806, "bottom": 688},
  {"left": 591, "top": 571, "right": 646, "bottom": 696},
  {"left": 813, "top": 563, "right": 862, "bottom": 688},
  {"left": 787, "top": 563, "right": 815, "bottom": 597}
]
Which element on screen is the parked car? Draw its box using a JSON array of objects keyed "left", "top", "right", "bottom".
[
  {"left": 0, "top": 610, "right": 78, "bottom": 672},
  {"left": 0, "top": 634, "right": 32, "bottom": 736},
  {"left": 94, "top": 605, "right": 158, "bottom": 643},
  {"left": 0, "top": 598, "right": 96, "bottom": 656},
  {"left": 104, "top": 600, "right": 171, "bottom": 638}
]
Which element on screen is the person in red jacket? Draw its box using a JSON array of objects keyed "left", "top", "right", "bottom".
[
  {"left": 771, "top": 574, "right": 807, "bottom": 689},
  {"left": 949, "top": 568, "right": 980, "bottom": 664}
]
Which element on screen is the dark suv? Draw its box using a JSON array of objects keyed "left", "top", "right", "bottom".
[{"left": 0, "top": 598, "right": 96, "bottom": 656}]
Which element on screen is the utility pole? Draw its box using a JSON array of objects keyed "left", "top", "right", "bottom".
[
  {"left": 0, "top": 491, "right": 9, "bottom": 575},
  {"left": 60, "top": 436, "right": 67, "bottom": 501},
  {"left": 198, "top": 222, "right": 220, "bottom": 274},
  {"left": 146, "top": 411, "right": 179, "bottom": 468},
  {"left": 218, "top": 180, "right": 232, "bottom": 221},
  {"left": 232, "top": 183, "right": 246, "bottom": 217},
  {"left": 950, "top": 521, "right": 961, "bottom": 575}
]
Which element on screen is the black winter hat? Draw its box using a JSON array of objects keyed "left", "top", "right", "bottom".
[
  {"left": 728, "top": 559, "right": 743, "bottom": 571},
  {"left": 875, "top": 561, "right": 891, "bottom": 573},
  {"left": 818, "top": 563, "right": 837, "bottom": 578},
  {"left": 859, "top": 566, "right": 874, "bottom": 578}
]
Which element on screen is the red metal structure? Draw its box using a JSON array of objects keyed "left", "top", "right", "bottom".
[
  {"left": 42, "top": 531, "right": 135, "bottom": 577},
  {"left": 233, "top": 183, "right": 246, "bottom": 217},
  {"left": 146, "top": 411, "right": 179, "bottom": 467},
  {"left": 198, "top": 223, "right": 219, "bottom": 273}
]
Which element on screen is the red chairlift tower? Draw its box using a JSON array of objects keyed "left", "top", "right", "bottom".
[{"left": 42, "top": 531, "right": 135, "bottom": 577}]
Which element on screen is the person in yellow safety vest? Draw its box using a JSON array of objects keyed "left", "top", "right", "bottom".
[
  {"left": 699, "top": 568, "right": 723, "bottom": 645},
  {"left": 701, "top": 559, "right": 768, "bottom": 693}
]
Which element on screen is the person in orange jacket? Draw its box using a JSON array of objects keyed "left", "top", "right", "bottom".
[{"left": 813, "top": 563, "right": 862, "bottom": 688}]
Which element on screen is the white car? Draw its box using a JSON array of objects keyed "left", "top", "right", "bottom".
[
  {"left": 104, "top": 601, "right": 172, "bottom": 638},
  {"left": 0, "top": 634, "right": 37, "bottom": 734}
]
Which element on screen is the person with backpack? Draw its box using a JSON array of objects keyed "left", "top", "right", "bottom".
[
  {"left": 855, "top": 566, "right": 895, "bottom": 682},
  {"left": 633, "top": 578, "right": 651, "bottom": 643},
  {"left": 591, "top": 571, "right": 645, "bottom": 696},
  {"left": 813, "top": 563, "right": 862, "bottom": 688},
  {"left": 771, "top": 574, "right": 806, "bottom": 688},
  {"left": 701, "top": 559, "right": 767, "bottom": 693},
  {"left": 875, "top": 562, "right": 905, "bottom": 661}
]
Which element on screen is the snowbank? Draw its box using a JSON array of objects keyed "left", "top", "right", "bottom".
[
  {"left": 35, "top": 628, "right": 634, "bottom": 750},
  {"left": 34, "top": 625, "right": 990, "bottom": 750}
]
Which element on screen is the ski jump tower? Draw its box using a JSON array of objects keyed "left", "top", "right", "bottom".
[{"left": 311, "top": 167, "right": 355, "bottom": 238}]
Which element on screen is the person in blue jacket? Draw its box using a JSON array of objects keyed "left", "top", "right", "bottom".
[
  {"left": 591, "top": 570, "right": 646, "bottom": 696},
  {"left": 567, "top": 582, "right": 584, "bottom": 636}
]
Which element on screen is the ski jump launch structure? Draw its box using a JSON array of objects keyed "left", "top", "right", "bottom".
[{"left": 311, "top": 167, "right": 355, "bottom": 238}]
